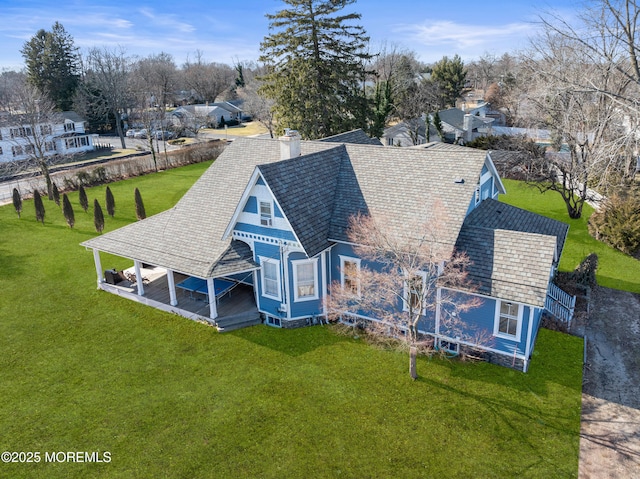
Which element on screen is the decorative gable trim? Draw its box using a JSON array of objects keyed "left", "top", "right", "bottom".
[
  {"left": 485, "top": 152, "right": 507, "bottom": 195},
  {"left": 222, "top": 167, "right": 305, "bottom": 253}
]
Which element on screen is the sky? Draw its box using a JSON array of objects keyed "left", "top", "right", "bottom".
[{"left": 0, "top": 0, "right": 581, "bottom": 71}]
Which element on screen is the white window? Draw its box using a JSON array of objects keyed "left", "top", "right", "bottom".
[
  {"left": 260, "top": 201, "right": 272, "bottom": 226},
  {"left": 64, "top": 122, "right": 75, "bottom": 132},
  {"left": 403, "top": 271, "right": 427, "bottom": 314},
  {"left": 292, "top": 258, "right": 318, "bottom": 302},
  {"left": 24, "top": 144, "right": 34, "bottom": 155},
  {"left": 40, "top": 124, "right": 52, "bottom": 135},
  {"left": 340, "top": 256, "right": 361, "bottom": 296},
  {"left": 260, "top": 257, "right": 281, "bottom": 301},
  {"left": 0, "top": 146, "right": 3, "bottom": 155},
  {"left": 494, "top": 300, "right": 522, "bottom": 341},
  {"left": 11, "top": 145, "right": 23, "bottom": 157}
]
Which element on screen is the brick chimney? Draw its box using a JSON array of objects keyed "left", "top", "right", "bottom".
[{"left": 279, "top": 129, "right": 301, "bottom": 160}]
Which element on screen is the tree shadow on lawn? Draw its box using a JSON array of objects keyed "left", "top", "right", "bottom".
[
  {"left": 230, "top": 324, "right": 352, "bottom": 357},
  {"left": 0, "top": 246, "right": 27, "bottom": 279}
]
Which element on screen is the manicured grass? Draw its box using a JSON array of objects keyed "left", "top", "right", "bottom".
[
  {"left": 203, "top": 121, "right": 269, "bottom": 137},
  {"left": 0, "top": 165, "right": 582, "bottom": 478},
  {"left": 500, "top": 179, "right": 640, "bottom": 293}
]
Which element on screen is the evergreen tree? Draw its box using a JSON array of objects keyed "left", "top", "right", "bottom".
[
  {"left": 78, "top": 185, "right": 89, "bottom": 212},
  {"left": 12, "top": 188, "right": 22, "bottom": 218},
  {"left": 431, "top": 55, "right": 467, "bottom": 108},
  {"left": 33, "top": 189, "right": 45, "bottom": 224},
  {"left": 52, "top": 182, "right": 60, "bottom": 207},
  {"left": 20, "top": 22, "right": 80, "bottom": 111},
  {"left": 62, "top": 193, "right": 75, "bottom": 228},
  {"left": 259, "top": 0, "right": 372, "bottom": 139},
  {"left": 134, "top": 188, "right": 146, "bottom": 220},
  {"left": 93, "top": 199, "right": 105, "bottom": 234},
  {"left": 105, "top": 186, "right": 115, "bottom": 217}
]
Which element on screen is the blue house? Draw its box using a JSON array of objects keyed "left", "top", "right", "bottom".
[{"left": 81, "top": 129, "right": 572, "bottom": 371}]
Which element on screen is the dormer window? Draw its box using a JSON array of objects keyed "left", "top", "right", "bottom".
[
  {"left": 260, "top": 201, "right": 272, "bottom": 226},
  {"left": 64, "top": 122, "right": 75, "bottom": 132}
]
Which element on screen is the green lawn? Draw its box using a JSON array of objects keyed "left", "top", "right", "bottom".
[
  {"left": 0, "top": 165, "right": 583, "bottom": 478},
  {"left": 500, "top": 179, "right": 640, "bottom": 293}
]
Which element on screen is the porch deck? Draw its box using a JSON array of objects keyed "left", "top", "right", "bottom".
[{"left": 100, "top": 266, "right": 260, "bottom": 331}]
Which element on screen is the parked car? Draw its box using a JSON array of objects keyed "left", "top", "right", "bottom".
[
  {"left": 126, "top": 129, "right": 137, "bottom": 137},
  {"left": 152, "top": 130, "right": 175, "bottom": 140},
  {"left": 134, "top": 129, "right": 148, "bottom": 139}
]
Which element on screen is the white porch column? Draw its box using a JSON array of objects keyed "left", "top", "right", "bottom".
[
  {"left": 523, "top": 307, "right": 535, "bottom": 373},
  {"left": 93, "top": 249, "right": 103, "bottom": 287},
  {"left": 166, "top": 269, "right": 178, "bottom": 306},
  {"left": 207, "top": 277, "right": 218, "bottom": 319},
  {"left": 134, "top": 260, "right": 145, "bottom": 296}
]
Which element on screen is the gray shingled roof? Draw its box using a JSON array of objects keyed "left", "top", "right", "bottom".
[
  {"left": 461, "top": 199, "right": 569, "bottom": 256},
  {"left": 82, "top": 137, "right": 489, "bottom": 279},
  {"left": 455, "top": 227, "right": 556, "bottom": 307},
  {"left": 81, "top": 137, "right": 336, "bottom": 278},
  {"left": 454, "top": 199, "right": 569, "bottom": 306},
  {"left": 258, "top": 147, "right": 345, "bottom": 257},
  {"left": 211, "top": 240, "right": 258, "bottom": 277},
  {"left": 319, "top": 129, "right": 383, "bottom": 146}
]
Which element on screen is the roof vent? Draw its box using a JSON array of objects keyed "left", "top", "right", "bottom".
[{"left": 454, "top": 178, "right": 465, "bottom": 184}]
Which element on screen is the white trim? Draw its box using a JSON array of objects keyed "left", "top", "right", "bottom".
[
  {"left": 166, "top": 269, "right": 178, "bottom": 306},
  {"left": 134, "top": 260, "right": 144, "bottom": 296},
  {"left": 493, "top": 299, "right": 523, "bottom": 342},
  {"left": 222, "top": 168, "right": 262, "bottom": 239},
  {"left": 207, "top": 277, "right": 218, "bottom": 319},
  {"left": 484, "top": 153, "right": 507, "bottom": 194},
  {"left": 339, "top": 255, "right": 361, "bottom": 297},
  {"left": 259, "top": 256, "right": 281, "bottom": 302},
  {"left": 321, "top": 251, "right": 328, "bottom": 315},
  {"left": 292, "top": 258, "right": 319, "bottom": 302},
  {"left": 259, "top": 200, "right": 273, "bottom": 226},
  {"left": 402, "top": 270, "right": 428, "bottom": 314},
  {"left": 232, "top": 231, "right": 301, "bottom": 250},
  {"left": 523, "top": 307, "right": 535, "bottom": 372},
  {"left": 92, "top": 249, "right": 103, "bottom": 287}
]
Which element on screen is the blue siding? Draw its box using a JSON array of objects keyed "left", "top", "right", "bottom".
[
  {"left": 234, "top": 222, "right": 297, "bottom": 242},
  {"left": 481, "top": 164, "right": 489, "bottom": 176},
  {"left": 256, "top": 177, "right": 265, "bottom": 186},
  {"left": 481, "top": 177, "right": 493, "bottom": 200},
  {"left": 254, "top": 241, "right": 284, "bottom": 316},
  {"left": 274, "top": 203, "right": 284, "bottom": 218},
  {"left": 288, "top": 251, "right": 323, "bottom": 318},
  {"left": 242, "top": 196, "right": 258, "bottom": 213}
]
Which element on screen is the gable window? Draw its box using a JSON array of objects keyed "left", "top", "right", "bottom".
[
  {"left": 0, "top": 146, "right": 3, "bottom": 155},
  {"left": 292, "top": 258, "right": 318, "bottom": 302},
  {"left": 403, "top": 271, "right": 427, "bottom": 314},
  {"left": 11, "top": 146, "right": 23, "bottom": 157},
  {"left": 340, "top": 256, "right": 361, "bottom": 296},
  {"left": 260, "top": 257, "right": 281, "bottom": 301},
  {"left": 494, "top": 300, "right": 522, "bottom": 341},
  {"left": 260, "top": 201, "right": 272, "bottom": 226},
  {"left": 64, "top": 122, "right": 76, "bottom": 132}
]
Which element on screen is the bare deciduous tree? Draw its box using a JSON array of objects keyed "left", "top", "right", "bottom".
[
  {"left": 237, "top": 80, "right": 276, "bottom": 138},
  {"left": 325, "top": 203, "right": 482, "bottom": 379},
  {"left": 182, "top": 51, "right": 235, "bottom": 103}
]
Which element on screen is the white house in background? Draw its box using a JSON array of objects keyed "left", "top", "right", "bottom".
[
  {"left": 438, "top": 108, "right": 494, "bottom": 144},
  {"left": 170, "top": 102, "right": 243, "bottom": 129},
  {"left": 0, "top": 111, "right": 96, "bottom": 163}
]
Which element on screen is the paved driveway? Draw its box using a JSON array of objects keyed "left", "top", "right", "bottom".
[{"left": 579, "top": 287, "right": 640, "bottom": 478}]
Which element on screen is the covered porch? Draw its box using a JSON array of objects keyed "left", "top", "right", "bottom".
[{"left": 92, "top": 260, "right": 261, "bottom": 332}]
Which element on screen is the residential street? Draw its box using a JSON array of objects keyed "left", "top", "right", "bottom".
[{"left": 579, "top": 287, "right": 640, "bottom": 478}]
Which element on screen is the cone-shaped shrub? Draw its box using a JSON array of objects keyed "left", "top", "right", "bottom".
[
  {"left": 62, "top": 193, "right": 75, "bottom": 228},
  {"left": 94, "top": 199, "right": 105, "bottom": 234},
  {"left": 12, "top": 188, "right": 22, "bottom": 218},
  {"left": 134, "top": 188, "right": 146, "bottom": 220},
  {"left": 79, "top": 185, "right": 89, "bottom": 212},
  {"left": 52, "top": 183, "right": 60, "bottom": 207},
  {"left": 106, "top": 186, "right": 115, "bottom": 217},
  {"left": 33, "top": 189, "right": 45, "bottom": 224}
]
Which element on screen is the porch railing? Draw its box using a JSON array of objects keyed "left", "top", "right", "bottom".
[{"left": 545, "top": 282, "right": 576, "bottom": 329}]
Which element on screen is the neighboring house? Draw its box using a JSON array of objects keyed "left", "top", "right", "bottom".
[
  {"left": 0, "top": 111, "right": 96, "bottom": 163},
  {"left": 170, "top": 102, "right": 243, "bottom": 129},
  {"left": 82, "top": 129, "right": 572, "bottom": 372},
  {"left": 439, "top": 107, "right": 494, "bottom": 144},
  {"left": 382, "top": 118, "right": 439, "bottom": 147}
]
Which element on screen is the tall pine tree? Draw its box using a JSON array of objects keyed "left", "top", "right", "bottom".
[
  {"left": 93, "top": 199, "right": 105, "bottom": 234},
  {"left": 134, "top": 188, "right": 146, "bottom": 220},
  {"left": 12, "top": 188, "right": 22, "bottom": 218},
  {"left": 78, "top": 185, "right": 89, "bottom": 212},
  {"left": 21, "top": 22, "right": 80, "bottom": 111},
  {"left": 259, "top": 0, "right": 371, "bottom": 139}
]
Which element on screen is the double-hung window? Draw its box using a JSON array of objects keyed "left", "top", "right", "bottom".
[
  {"left": 260, "top": 257, "right": 281, "bottom": 301},
  {"left": 340, "top": 256, "right": 361, "bottom": 296},
  {"left": 403, "top": 271, "right": 427, "bottom": 314},
  {"left": 494, "top": 300, "right": 522, "bottom": 341},
  {"left": 293, "top": 259, "right": 318, "bottom": 302},
  {"left": 260, "top": 201, "right": 272, "bottom": 226}
]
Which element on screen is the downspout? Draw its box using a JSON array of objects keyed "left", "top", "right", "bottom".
[
  {"left": 523, "top": 307, "right": 535, "bottom": 373},
  {"left": 434, "top": 286, "right": 442, "bottom": 345}
]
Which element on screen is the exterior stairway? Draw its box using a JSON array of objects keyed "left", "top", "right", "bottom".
[{"left": 215, "top": 310, "right": 262, "bottom": 332}]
